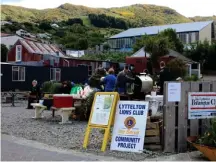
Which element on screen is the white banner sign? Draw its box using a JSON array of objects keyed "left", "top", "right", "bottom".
[
  {"left": 110, "top": 101, "right": 149, "bottom": 153},
  {"left": 188, "top": 92, "right": 216, "bottom": 119}
]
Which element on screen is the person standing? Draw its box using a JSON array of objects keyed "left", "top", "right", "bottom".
[
  {"left": 102, "top": 68, "right": 117, "bottom": 92},
  {"left": 27, "top": 80, "right": 41, "bottom": 109},
  {"left": 158, "top": 61, "right": 170, "bottom": 95},
  {"left": 115, "top": 65, "right": 135, "bottom": 94}
]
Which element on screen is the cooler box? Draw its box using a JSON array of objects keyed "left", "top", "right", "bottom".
[{"left": 53, "top": 94, "right": 74, "bottom": 108}]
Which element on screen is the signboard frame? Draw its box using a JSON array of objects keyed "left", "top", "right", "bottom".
[{"left": 83, "top": 92, "right": 119, "bottom": 152}]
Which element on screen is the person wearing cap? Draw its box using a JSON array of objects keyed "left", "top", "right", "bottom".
[
  {"left": 102, "top": 68, "right": 117, "bottom": 92},
  {"left": 27, "top": 80, "right": 41, "bottom": 109}
]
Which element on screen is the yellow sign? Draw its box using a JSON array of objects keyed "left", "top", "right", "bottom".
[{"left": 83, "top": 92, "right": 119, "bottom": 152}]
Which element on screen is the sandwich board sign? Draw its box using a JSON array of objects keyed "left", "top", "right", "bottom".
[{"left": 83, "top": 92, "right": 119, "bottom": 152}]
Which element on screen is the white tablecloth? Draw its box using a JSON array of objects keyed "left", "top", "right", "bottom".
[
  {"left": 145, "top": 95, "right": 163, "bottom": 106},
  {"left": 145, "top": 95, "right": 164, "bottom": 115}
]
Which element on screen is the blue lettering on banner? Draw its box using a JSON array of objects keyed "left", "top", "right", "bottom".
[
  {"left": 115, "top": 136, "right": 140, "bottom": 149},
  {"left": 119, "top": 104, "right": 145, "bottom": 110},
  {"left": 117, "top": 142, "right": 136, "bottom": 149},
  {"left": 118, "top": 104, "right": 145, "bottom": 115},
  {"left": 119, "top": 110, "right": 132, "bottom": 115},
  {"left": 115, "top": 136, "right": 140, "bottom": 143},
  {"left": 133, "top": 110, "right": 144, "bottom": 115}
]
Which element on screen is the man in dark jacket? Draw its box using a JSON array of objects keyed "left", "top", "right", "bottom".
[
  {"left": 27, "top": 80, "right": 41, "bottom": 109},
  {"left": 116, "top": 65, "right": 135, "bottom": 94},
  {"left": 158, "top": 61, "right": 170, "bottom": 95}
]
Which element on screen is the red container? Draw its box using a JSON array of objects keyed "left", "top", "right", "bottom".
[{"left": 53, "top": 94, "right": 74, "bottom": 108}]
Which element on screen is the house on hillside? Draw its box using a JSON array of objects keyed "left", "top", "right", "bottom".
[
  {"left": 108, "top": 21, "right": 215, "bottom": 51},
  {"left": 126, "top": 47, "right": 201, "bottom": 78},
  {"left": 51, "top": 24, "right": 59, "bottom": 28},
  {"left": 7, "top": 39, "right": 69, "bottom": 67},
  {"left": 16, "top": 29, "right": 36, "bottom": 38},
  {"left": 1, "top": 21, "right": 12, "bottom": 25},
  {"left": 37, "top": 33, "right": 52, "bottom": 39}
]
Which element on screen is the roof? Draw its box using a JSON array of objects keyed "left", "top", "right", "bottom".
[
  {"left": 110, "top": 21, "right": 213, "bottom": 39},
  {"left": 163, "top": 49, "right": 196, "bottom": 64},
  {"left": 0, "top": 33, "right": 14, "bottom": 37},
  {"left": 131, "top": 47, "right": 150, "bottom": 57},
  {"left": 130, "top": 47, "right": 196, "bottom": 64},
  {"left": 19, "top": 39, "right": 65, "bottom": 57}
]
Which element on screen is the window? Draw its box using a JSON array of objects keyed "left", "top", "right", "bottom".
[
  {"left": 15, "top": 45, "right": 22, "bottom": 62},
  {"left": 78, "top": 64, "right": 92, "bottom": 76},
  {"left": 195, "top": 32, "right": 199, "bottom": 42},
  {"left": 178, "top": 33, "right": 187, "bottom": 43},
  {"left": 191, "top": 32, "right": 196, "bottom": 43},
  {"left": 12, "top": 66, "right": 25, "bottom": 81},
  {"left": 50, "top": 68, "right": 61, "bottom": 81}
]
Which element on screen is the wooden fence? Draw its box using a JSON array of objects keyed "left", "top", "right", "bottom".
[{"left": 163, "top": 81, "right": 216, "bottom": 153}]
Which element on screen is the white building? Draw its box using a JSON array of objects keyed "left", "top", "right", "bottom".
[
  {"left": 51, "top": 24, "right": 59, "bottom": 28},
  {"left": 1, "top": 33, "right": 23, "bottom": 49},
  {"left": 16, "top": 29, "right": 36, "bottom": 38},
  {"left": 1, "top": 21, "right": 12, "bottom": 25},
  {"left": 37, "top": 33, "right": 51, "bottom": 39},
  {"left": 108, "top": 21, "right": 215, "bottom": 51},
  {"left": 65, "top": 50, "right": 85, "bottom": 57}
]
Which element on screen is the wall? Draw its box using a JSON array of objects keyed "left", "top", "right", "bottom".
[
  {"left": 199, "top": 22, "right": 212, "bottom": 44},
  {"left": 126, "top": 57, "right": 147, "bottom": 73},
  {"left": 1, "top": 64, "right": 88, "bottom": 91}
]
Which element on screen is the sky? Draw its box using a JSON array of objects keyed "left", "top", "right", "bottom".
[{"left": 1, "top": 0, "right": 216, "bottom": 17}]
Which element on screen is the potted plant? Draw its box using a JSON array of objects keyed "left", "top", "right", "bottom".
[{"left": 187, "top": 119, "right": 216, "bottom": 161}]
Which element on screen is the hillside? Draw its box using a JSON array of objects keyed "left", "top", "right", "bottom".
[
  {"left": 1, "top": 3, "right": 192, "bottom": 27},
  {"left": 190, "top": 16, "right": 216, "bottom": 22}
]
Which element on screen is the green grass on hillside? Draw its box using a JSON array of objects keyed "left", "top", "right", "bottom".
[{"left": 1, "top": 3, "right": 192, "bottom": 27}]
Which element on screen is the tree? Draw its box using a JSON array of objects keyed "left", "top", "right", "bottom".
[
  {"left": 1, "top": 44, "right": 8, "bottom": 62},
  {"left": 158, "top": 28, "right": 184, "bottom": 53},
  {"left": 167, "top": 58, "right": 187, "bottom": 80},
  {"left": 39, "top": 22, "right": 52, "bottom": 31},
  {"left": 103, "top": 43, "right": 110, "bottom": 51},
  {"left": 184, "top": 41, "right": 216, "bottom": 71},
  {"left": 133, "top": 34, "right": 169, "bottom": 69},
  {"left": 76, "top": 38, "right": 88, "bottom": 50},
  {"left": 88, "top": 14, "right": 128, "bottom": 29},
  {"left": 67, "top": 18, "right": 83, "bottom": 26}
]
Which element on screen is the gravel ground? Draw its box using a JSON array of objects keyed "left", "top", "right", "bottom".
[{"left": 1, "top": 104, "right": 172, "bottom": 160}]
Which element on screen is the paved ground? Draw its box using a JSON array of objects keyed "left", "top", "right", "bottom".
[
  {"left": 1, "top": 134, "right": 118, "bottom": 161},
  {"left": 2, "top": 134, "right": 207, "bottom": 161}
]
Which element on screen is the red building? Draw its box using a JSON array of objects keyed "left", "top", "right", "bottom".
[
  {"left": 126, "top": 47, "right": 201, "bottom": 77},
  {"left": 7, "top": 39, "right": 67, "bottom": 67},
  {"left": 7, "top": 39, "right": 122, "bottom": 76}
]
